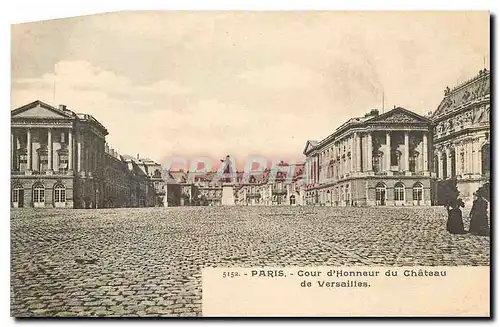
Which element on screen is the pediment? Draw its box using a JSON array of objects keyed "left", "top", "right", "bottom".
[
  {"left": 11, "top": 100, "right": 73, "bottom": 120},
  {"left": 367, "top": 107, "right": 428, "bottom": 124},
  {"left": 303, "top": 140, "right": 318, "bottom": 155}
]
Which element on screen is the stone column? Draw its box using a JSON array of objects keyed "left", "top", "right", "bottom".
[
  {"left": 11, "top": 131, "right": 14, "bottom": 170},
  {"left": 455, "top": 146, "right": 461, "bottom": 176},
  {"left": 437, "top": 150, "right": 443, "bottom": 179},
  {"left": 77, "top": 131, "right": 82, "bottom": 172},
  {"left": 317, "top": 154, "right": 320, "bottom": 182},
  {"left": 355, "top": 133, "right": 361, "bottom": 172},
  {"left": 349, "top": 136, "right": 354, "bottom": 173},
  {"left": 467, "top": 140, "right": 473, "bottom": 175},
  {"left": 334, "top": 145, "right": 338, "bottom": 180},
  {"left": 422, "top": 133, "right": 428, "bottom": 172},
  {"left": 27, "top": 129, "right": 32, "bottom": 171},
  {"left": 48, "top": 128, "right": 53, "bottom": 171},
  {"left": 367, "top": 133, "right": 373, "bottom": 171},
  {"left": 385, "top": 132, "right": 391, "bottom": 171},
  {"left": 445, "top": 147, "right": 452, "bottom": 179},
  {"left": 404, "top": 131, "right": 409, "bottom": 171},
  {"left": 472, "top": 141, "right": 479, "bottom": 175},
  {"left": 68, "top": 130, "right": 73, "bottom": 171},
  {"left": 362, "top": 135, "right": 367, "bottom": 171}
]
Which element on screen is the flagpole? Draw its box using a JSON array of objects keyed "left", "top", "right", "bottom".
[{"left": 382, "top": 92, "right": 385, "bottom": 114}]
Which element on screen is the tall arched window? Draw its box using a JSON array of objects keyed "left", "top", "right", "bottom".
[
  {"left": 54, "top": 184, "right": 66, "bottom": 206},
  {"left": 441, "top": 152, "right": 448, "bottom": 179},
  {"left": 391, "top": 150, "right": 401, "bottom": 167},
  {"left": 482, "top": 143, "right": 490, "bottom": 177},
  {"left": 33, "top": 183, "right": 45, "bottom": 207},
  {"left": 37, "top": 146, "right": 49, "bottom": 172},
  {"left": 12, "top": 184, "right": 23, "bottom": 207},
  {"left": 394, "top": 182, "right": 405, "bottom": 201},
  {"left": 409, "top": 151, "right": 419, "bottom": 173},
  {"left": 450, "top": 149, "right": 456, "bottom": 178},
  {"left": 412, "top": 182, "right": 423, "bottom": 202},
  {"left": 375, "top": 182, "right": 386, "bottom": 205},
  {"left": 58, "top": 148, "right": 68, "bottom": 173}
]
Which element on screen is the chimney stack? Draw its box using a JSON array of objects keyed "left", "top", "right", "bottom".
[
  {"left": 59, "top": 104, "right": 67, "bottom": 111},
  {"left": 137, "top": 153, "right": 140, "bottom": 160}
]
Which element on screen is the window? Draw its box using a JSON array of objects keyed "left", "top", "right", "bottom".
[
  {"left": 375, "top": 183, "right": 386, "bottom": 203},
  {"left": 409, "top": 152, "right": 418, "bottom": 172},
  {"left": 394, "top": 182, "right": 405, "bottom": 201},
  {"left": 54, "top": 184, "right": 66, "bottom": 203},
  {"left": 412, "top": 183, "right": 423, "bottom": 201},
  {"left": 450, "top": 150, "right": 456, "bottom": 178},
  {"left": 391, "top": 150, "right": 400, "bottom": 167},
  {"left": 441, "top": 153, "right": 448, "bottom": 179},
  {"left": 38, "top": 147, "right": 49, "bottom": 172},
  {"left": 33, "top": 183, "right": 45, "bottom": 204},
  {"left": 58, "top": 152, "right": 68, "bottom": 172},
  {"left": 18, "top": 149, "right": 28, "bottom": 171},
  {"left": 12, "top": 184, "right": 22, "bottom": 203},
  {"left": 482, "top": 143, "right": 490, "bottom": 176}
]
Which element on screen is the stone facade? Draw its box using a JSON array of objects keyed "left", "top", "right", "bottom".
[
  {"left": 302, "top": 70, "right": 491, "bottom": 207},
  {"left": 11, "top": 100, "right": 161, "bottom": 209},
  {"left": 303, "top": 107, "right": 434, "bottom": 206},
  {"left": 431, "top": 69, "right": 490, "bottom": 205}
]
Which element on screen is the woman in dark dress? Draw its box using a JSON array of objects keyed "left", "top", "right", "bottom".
[
  {"left": 446, "top": 199, "right": 465, "bottom": 234},
  {"left": 469, "top": 193, "right": 490, "bottom": 236}
]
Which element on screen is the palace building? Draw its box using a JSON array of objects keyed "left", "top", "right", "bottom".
[
  {"left": 303, "top": 107, "right": 434, "bottom": 206},
  {"left": 431, "top": 69, "right": 490, "bottom": 205},
  {"left": 11, "top": 100, "right": 163, "bottom": 209}
]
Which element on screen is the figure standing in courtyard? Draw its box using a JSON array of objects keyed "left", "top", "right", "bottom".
[
  {"left": 446, "top": 198, "right": 465, "bottom": 234},
  {"left": 469, "top": 192, "right": 490, "bottom": 236}
]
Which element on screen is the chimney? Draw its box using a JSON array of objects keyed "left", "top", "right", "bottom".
[
  {"left": 59, "top": 104, "right": 66, "bottom": 111},
  {"left": 137, "top": 153, "right": 140, "bottom": 160}
]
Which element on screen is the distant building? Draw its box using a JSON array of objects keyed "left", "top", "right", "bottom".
[
  {"left": 431, "top": 69, "right": 490, "bottom": 205},
  {"left": 166, "top": 164, "right": 306, "bottom": 206},
  {"left": 11, "top": 100, "right": 162, "bottom": 209}
]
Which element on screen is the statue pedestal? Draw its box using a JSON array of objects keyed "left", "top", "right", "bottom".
[{"left": 221, "top": 183, "right": 235, "bottom": 206}]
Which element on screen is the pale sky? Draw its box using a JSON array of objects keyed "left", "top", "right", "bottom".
[{"left": 11, "top": 11, "right": 489, "bottom": 167}]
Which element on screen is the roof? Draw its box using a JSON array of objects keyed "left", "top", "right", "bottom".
[
  {"left": 11, "top": 100, "right": 75, "bottom": 119},
  {"left": 11, "top": 100, "right": 109, "bottom": 136},
  {"left": 432, "top": 69, "right": 490, "bottom": 120},
  {"left": 304, "top": 107, "right": 428, "bottom": 155}
]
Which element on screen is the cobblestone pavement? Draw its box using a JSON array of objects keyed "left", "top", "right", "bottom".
[{"left": 11, "top": 206, "right": 490, "bottom": 317}]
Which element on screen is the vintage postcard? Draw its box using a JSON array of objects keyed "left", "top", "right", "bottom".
[{"left": 10, "top": 11, "right": 490, "bottom": 317}]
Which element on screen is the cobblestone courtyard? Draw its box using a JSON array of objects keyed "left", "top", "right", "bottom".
[{"left": 11, "top": 206, "right": 490, "bottom": 317}]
